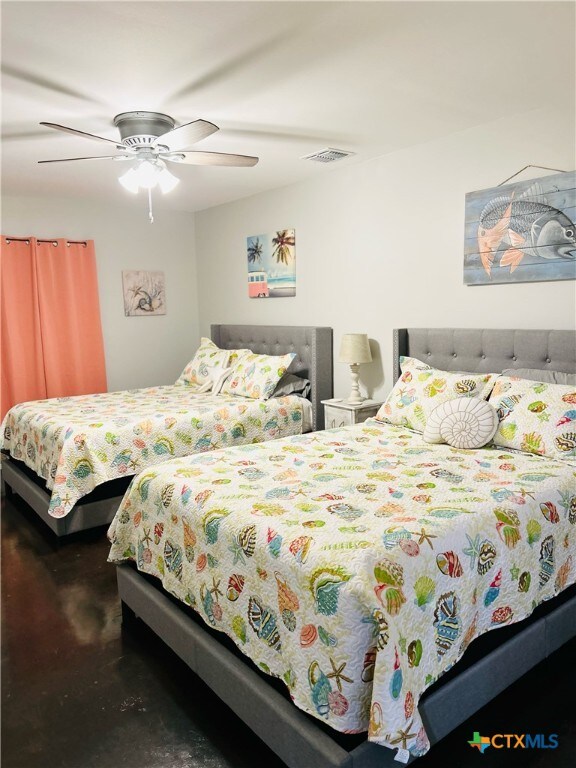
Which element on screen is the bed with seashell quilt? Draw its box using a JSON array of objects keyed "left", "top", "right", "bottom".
[
  {"left": 1, "top": 324, "right": 332, "bottom": 536},
  {"left": 109, "top": 328, "right": 576, "bottom": 767}
]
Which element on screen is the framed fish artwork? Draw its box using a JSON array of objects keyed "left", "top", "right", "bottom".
[{"left": 463, "top": 170, "right": 576, "bottom": 285}]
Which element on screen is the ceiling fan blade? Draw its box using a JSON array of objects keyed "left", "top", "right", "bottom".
[
  {"left": 164, "top": 151, "right": 259, "bottom": 167},
  {"left": 154, "top": 119, "right": 219, "bottom": 151},
  {"left": 38, "top": 155, "right": 128, "bottom": 164},
  {"left": 3, "top": 65, "right": 100, "bottom": 104},
  {"left": 40, "top": 122, "right": 126, "bottom": 149}
]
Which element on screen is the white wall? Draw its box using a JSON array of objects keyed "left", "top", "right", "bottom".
[
  {"left": 4, "top": 106, "right": 574, "bottom": 399},
  {"left": 2, "top": 196, "right": 198, "bottom": 391},
  {"left": 195, "top": 106, "right": 576, "bottom": 400}
]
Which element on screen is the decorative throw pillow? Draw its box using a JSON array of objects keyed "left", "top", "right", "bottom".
[
  {"left": 180, "top": 365, "right": 233, "bottom": 395},
  {"left": 176, "top": 338, "right": 231, "bottom": 387},
  {"left": 211, "top": 366, "right": 233, "bottom": 395},
  {"left": 228, "top": 348, "right": 252, "bottom": 367},
  {"left": 502, "top": 368, "right": 576, "bottom": 386},
  {"left": 271, "top": 373, "right": 311, "bottom": 399},
  {"left": 375, "top": 356, "right": 499, "bottom": 432},
  {"left": 423, "top": 397, "right": 499, "bottom": 449},
  {"left": 221, "top": 351, "right": 297, "bottom": 400},
  {"left": 489, "top": 376, "right": 576, "bottom": 461}
]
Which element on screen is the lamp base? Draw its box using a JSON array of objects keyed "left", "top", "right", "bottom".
[{"left": 346, "top": 363, "right": 365, "bottom": 405}]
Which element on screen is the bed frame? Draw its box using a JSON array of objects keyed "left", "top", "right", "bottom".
[
  {"left": 1, "top": 324, "right": 333, "bottom": 536},
  {"left": 116, "top": 327, "right": 576, "bottom": 767}
]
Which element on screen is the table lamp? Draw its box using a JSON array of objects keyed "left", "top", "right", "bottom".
[{"left": 338, "top": 333, "right": 372, "bottom": 404}]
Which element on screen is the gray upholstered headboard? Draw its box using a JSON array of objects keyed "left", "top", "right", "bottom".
[
  {"left": 394, "top": 328, "right": 576, "bottom": 382},
  {"left": 211, "top": 324, "right": 333, "bottom": 430}
]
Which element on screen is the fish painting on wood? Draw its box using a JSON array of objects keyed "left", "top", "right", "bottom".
[{"left": 463, "top": 171, "right": 576, "bottom": 285}]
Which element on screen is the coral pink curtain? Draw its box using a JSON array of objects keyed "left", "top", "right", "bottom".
[
  {"left": 1, "top": 237, "right": 47, "bottom": 413},
  {"left": 1, "top": 237, "right": 107, "bottom": 419},
  {"left": 34, "top": 239, "right": 107, "bottom": 397}
]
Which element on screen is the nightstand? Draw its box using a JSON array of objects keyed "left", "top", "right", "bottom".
[{"left": 321, "top": 399, "right": 384, "bottom": 428}]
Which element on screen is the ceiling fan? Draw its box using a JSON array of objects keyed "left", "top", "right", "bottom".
[{"left": 38, "top": 111, "right": 259, "bottom": 220}]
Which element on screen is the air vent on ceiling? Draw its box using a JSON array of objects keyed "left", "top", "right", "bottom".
[{"left": 301, "top": 147, "right": 355, "bottom": 163}]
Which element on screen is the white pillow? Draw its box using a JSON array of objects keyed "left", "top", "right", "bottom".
[
  {"left": 211, "top": 366, "right": 233, "bottom": 395},
  {"left": 176, "top": 338, "right": 231, "bottom": 387},
  {"left": 221, "top": 351, "right": 296, "bottom": 400},
  {"left": 375, "top": 356, "right": 499, "bottom": 433},
  {"left": 489, "top": 376, "right": 576, "bottom": 461},
  {"left": 423, "top": 397, "right": 499, "bottom": 449},
  {"left": 187, "top": 365, "right": 233, "bottom": 395}
]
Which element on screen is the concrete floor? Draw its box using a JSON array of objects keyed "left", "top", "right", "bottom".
[{"left": 2, "top": 495, "right": 575, "bottom": 768}]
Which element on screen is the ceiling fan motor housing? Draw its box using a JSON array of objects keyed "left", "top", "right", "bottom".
[{"left": 114, "top": 111, "right": 175, "bottom": 148}]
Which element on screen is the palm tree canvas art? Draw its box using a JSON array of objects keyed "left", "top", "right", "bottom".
[
  {"left": 247, "top": 229, "right": 296, "bottom": 298},
  {"left": 122, "top": 270, "right": 166, "bottom": 315}
]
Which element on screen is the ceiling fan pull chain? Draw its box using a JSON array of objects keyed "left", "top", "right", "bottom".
[{"left": 148, "top": 188, "right": 154, "bottom": 224}]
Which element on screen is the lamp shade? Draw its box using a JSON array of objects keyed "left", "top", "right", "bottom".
[{"left": 338, "top": 333, "right": 372, "bottom": 364}]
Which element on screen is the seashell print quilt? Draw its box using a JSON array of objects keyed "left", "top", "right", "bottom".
[
  {"left": 107, "top": 420, "right": 576, "bottom": 758},
  {"left": 1, "top": 387, "right": 305, "bottom": 517}
]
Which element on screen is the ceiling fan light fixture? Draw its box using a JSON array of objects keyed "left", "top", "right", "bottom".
[
  {"left": 157, "top": 167, "right": 179, "bottom": 194},
  {"left": 118, "top": 159, "right": 178, "bottom": 194},
  {"left": 135, "top": 159, "right": 161, "bottom": 189},
  {"left": 39, "top": 112, "right": 258, "bottom": 221},
  {"left": 118, "top": 167, "right": 140, "bottom": 194}
]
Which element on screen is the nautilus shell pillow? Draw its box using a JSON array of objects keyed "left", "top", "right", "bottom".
[
  {"left": 423, "top": 397, "right": 499, "bottom": 449},
  {"left": 221, "top": 351, "right": 297, "bottom": 400},
  {"left": 375, "top": 356, "right": 499, "bottom": 432},
  {"left": 176, "top": 338, "right": 231, "bottom": 388},
  {"left": 489, "top": 376, "right": 576, "bottom": 462}
]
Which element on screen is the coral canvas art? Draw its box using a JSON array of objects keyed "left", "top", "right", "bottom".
[
  {"left": 122, "top": 270, "right": 166, "bottom": 315},
  {"left": 464, "top": 171, "right": 576, "bottom": 285}
]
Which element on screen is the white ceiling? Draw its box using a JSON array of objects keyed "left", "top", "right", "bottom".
[{"left": 2, "top": 1, "right": 574, "bottom": 213}]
